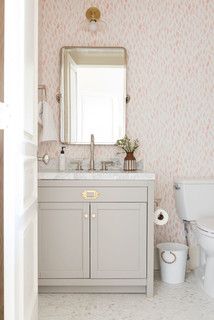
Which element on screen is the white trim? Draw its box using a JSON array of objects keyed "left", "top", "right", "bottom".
[{"left": 0, "top": 102, "right": 10, "bottom": 129}]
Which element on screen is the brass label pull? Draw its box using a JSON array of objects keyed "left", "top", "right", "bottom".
[{"left": 82, "top": 190, "right": 100, "bottom": 200}]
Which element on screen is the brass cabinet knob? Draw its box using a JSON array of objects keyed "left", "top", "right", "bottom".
[
  {"left": 91, "top": 214, "right": 96, "bottom": 218},
  {"left": 84, "top": 214, "right": 88, "bottom": 219}
]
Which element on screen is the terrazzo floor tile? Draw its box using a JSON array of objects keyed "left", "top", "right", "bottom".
[{"left": 39, "top": 274, "right": 214, "bottom": 320}]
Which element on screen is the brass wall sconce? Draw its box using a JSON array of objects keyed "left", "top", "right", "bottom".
[{"left": 85, "top": 7, "right": 105, "bottom": 32}]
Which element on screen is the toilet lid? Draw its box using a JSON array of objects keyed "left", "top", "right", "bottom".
[{"left": 197, "top": 218, "right": 214, "bottom": 234}]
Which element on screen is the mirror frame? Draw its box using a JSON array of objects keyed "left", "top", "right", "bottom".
[{"left": 59, "top": 46, "right": 127, "bottom": 145}]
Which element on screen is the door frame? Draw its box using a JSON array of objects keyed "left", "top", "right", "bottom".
[{"left": 4, "top": 1, "right": 38, "bottom": 319}]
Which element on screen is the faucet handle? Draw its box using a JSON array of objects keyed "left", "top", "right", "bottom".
[
  {"left": 70, "top": 160, "right": 83, "bottom": 171},
  {"left": 101, "top": 161, "right": 114, "bottom": 171}
]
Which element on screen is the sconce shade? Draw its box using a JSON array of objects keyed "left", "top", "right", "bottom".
[{"left": 88, "top": 20, "right": 98, "bottom": 32}]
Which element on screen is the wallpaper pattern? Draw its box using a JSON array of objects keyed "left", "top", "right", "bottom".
[{"left": 38, "top": 0, "right": 214, "bottom": 244}]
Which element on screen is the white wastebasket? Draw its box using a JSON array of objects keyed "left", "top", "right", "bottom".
[{"left": 157, "top": 242, "right": 188, "bottom": 284}]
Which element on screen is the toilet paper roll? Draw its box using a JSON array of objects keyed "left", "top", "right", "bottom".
[{"left": 154, "top": 208, "right": 169, "bottom": 225}]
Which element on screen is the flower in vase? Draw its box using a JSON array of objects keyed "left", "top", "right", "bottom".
[{"left": 116, "top": 135, "right": 139, "bottom": 153}]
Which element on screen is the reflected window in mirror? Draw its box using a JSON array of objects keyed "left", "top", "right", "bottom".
[{"left": 60, "top": 47, "right": 126, "bottom": 145}]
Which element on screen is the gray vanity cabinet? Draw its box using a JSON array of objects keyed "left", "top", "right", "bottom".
[
  {"left": 38, "top": 179, "right": 154, "bottom": 296},
  {"left": 38, "top": 203, "right": 89, "bottom": 279},
  {"left": 91, "top": 203, "right": 147, "bottom": 279}
]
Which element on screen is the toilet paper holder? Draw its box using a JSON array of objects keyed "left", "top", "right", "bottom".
[{"left": 154, "top": 198, "right": 169, "bottom": 226}]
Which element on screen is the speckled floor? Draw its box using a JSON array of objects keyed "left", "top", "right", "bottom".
[{"left": 39, "top": 273, "right": 214, "bottom": 320}]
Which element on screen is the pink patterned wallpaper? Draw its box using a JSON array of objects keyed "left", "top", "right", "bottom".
[{"left": 38, "top": 0, "right": 214, "bottom": 244}]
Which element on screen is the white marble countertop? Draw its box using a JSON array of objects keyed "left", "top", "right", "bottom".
[{"left": 38, "top": 170, "right": 155, "bottom": 181}]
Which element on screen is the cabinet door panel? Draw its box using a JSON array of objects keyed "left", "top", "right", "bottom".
[
  {"left": 39, "top": 203, "right": 89, "bottom": 279},
  {"left": 91, "top": 203, "right": 147, "bottom": 279}
]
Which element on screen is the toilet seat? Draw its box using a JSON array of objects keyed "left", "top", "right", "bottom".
[{"left": 197, "top": 217, "right": 214, "bottom": 236}]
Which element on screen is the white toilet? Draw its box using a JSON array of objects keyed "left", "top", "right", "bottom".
[{"left": 174, "top": 178, "right": 214, "bottom": 297}]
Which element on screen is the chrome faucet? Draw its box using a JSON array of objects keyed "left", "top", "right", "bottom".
[{"left": 89, "top": 134, "right": 95, "bottom": 171}]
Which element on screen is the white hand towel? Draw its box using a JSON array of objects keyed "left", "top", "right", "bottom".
[{"left": 39, "top": 101, "right": 58, "bottom": 142}]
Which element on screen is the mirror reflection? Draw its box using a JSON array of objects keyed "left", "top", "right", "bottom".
[{"left": 60, "top": 47, "right": 126, "bottom": 145}]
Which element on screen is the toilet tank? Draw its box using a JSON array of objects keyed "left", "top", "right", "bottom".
[{"left": 174, "top": 178, "right": 214, "bottom": 221}]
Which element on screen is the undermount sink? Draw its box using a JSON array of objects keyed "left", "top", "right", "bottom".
[{"left": 38, "top": 170, "right": 155, "bottom": 180}]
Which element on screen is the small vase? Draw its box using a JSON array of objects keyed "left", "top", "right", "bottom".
[{"left": 124, "top": 152, "right": 137, "bottom": 171}]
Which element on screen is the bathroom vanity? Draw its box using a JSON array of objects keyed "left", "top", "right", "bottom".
[
  {"left": 38, "top": 47, "right": 155, "bottom": 296},
  {"left": 38, "top": 171, "right": 155, "bottom": 296}
]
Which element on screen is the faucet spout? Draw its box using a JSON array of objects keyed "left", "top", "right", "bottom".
[{"left": 89, "top": 134, "right": 95, "bottom": 171}]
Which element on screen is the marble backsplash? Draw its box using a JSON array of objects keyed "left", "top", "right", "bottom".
[{"left": 38, "top": 150, "right": 144, "bottom": 172}]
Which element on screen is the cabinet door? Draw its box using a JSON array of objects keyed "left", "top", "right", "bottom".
[
  {"left": 91, "top": 203, "right": 147, "bottom": 279},
  {"left": 39, "top": 203, "right": 89, "bottom": 279}
]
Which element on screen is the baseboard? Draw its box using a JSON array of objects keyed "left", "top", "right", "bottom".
[{"left": 39, "top": 286, "right": 146, "bottom": 294}]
